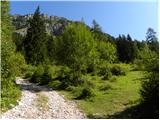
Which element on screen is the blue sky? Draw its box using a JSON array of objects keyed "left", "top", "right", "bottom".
[{"left": 10, "top": 1, "right": 158, "bottom": 40}]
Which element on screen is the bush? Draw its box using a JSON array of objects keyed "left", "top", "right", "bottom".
[
  {"left": 87, "top": 64, "right": 95, "bottom": 73},
  {"left": 111, "top": 65, "right": 126, "bottom": 76},
  {"left": 23, "top": 65, "right": 36, "bottom": 79},
  {"left": 11, "top": 52, "right": 26, "bottom": 76},
  {"left": 57, "top": 66, "right": 71, "bottom": 80},
  {"left": 102, "top": 71, "right": 112, "bottom": 80},
  {"left": 65, "top": 85, "right": 76, "bottom": 91},
  {"left": 83, "top": 80, "right": 95, "bottom": 89},
  {"left": 72, "top": 79, "right": 95, "bottom": 99},
  {"left": 30, "top": 65, "right": 44, "bottom": 83},
  {"left": 39, "top": 65, "right": 56, "bottom": 85},
  {"left": 57, "top": 66, "right": 84, "bottom": 88},
  {"left": 109, "top": 76, "right": 117, "bottom": 82},
  {"left": 77, "top": 87, "right": 95, "bottom": 99},
  {"left": 56, "top": 66, "right": 72, "bottom": 89},
  {"left": 99, "top": 82, "right": 112, "bottom": 91},
  {"left": 97, "top": 63, "right": 112, "bottom": 80},
  {"left": 48, "top": 80, "right": 62, "bottom": 90}
]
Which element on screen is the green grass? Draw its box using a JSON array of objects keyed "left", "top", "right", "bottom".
[{"left": 58, "top": 64, "right": 145, "bottom": 118}]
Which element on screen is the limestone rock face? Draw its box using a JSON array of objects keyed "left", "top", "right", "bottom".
[{"left": 11, "top": 14, "right": 72, "bottom": 36}]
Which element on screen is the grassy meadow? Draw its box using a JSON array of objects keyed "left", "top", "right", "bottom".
[{"left": 59, "top": 64, "right": 145, "bottom": 118}]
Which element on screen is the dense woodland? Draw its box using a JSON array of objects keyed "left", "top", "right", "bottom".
[{"left": 1, "top": 2, "right": 159, "bottom": 118}]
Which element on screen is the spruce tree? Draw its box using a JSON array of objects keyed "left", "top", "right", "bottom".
[
  {"left": 146, "top": 28, "right": 159, "bottom": 53},
  {"left": 92, "top": 19, "right": 102, "bottom": 32},
  {"left": 23, "top": 6, "right": 48, "bottom": 65}
]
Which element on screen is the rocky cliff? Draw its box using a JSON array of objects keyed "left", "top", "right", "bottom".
[{"left": 11, "top": 14, "right": 75, "bottom": 36}]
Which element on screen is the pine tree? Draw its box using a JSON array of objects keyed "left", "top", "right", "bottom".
[
  {"left": 92, "top": 19, "right": 102, "bottom": 32},
  {"left": 146, "top": 28, "right": 159, "bottom": 53},
  {"left": 23, "top": 6, "right": 48, "bottom": 65},
  {"left": 116, "top": 34, "right": 137, "bottom": 63}
]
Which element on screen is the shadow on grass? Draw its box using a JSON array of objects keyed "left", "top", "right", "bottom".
[{"left": 87, "top": 103, "right": 159, "bottom": 119}]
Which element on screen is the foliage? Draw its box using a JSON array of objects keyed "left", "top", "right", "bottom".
[
  {"left": 92, "top": 19, "right": 102, "bottom": 32},
  {"left": 23, "top": 65, "right": 36, "bottom": 79},
  {"left": 1, "top": 79, "right": 21, "bottom": 112},
  {"left": 39, "top": 65, "right": 57, "bottom": 85},
  {"left": 57, "top": 66, "right": 84, "bottom": 88},
  {"left": 146, "top": 28, "right": 159, "bottom": 53},
  {"left": 138, "top": 46, "right": 159, "bottom": 118},
  {"left": 46, "top": 35, "right": 57, "bottom": 64},
  {"left": 60, "top": 70, "right": 143, "bottom": 118},
  {"left": 1, "top": 1, "right": 24, "bottom": 111},
  {"left": 10, "top": 52, "right": 26, "bottom": 76},
  {"left": 98, "top": 82, "right": 112, "bottom": 91},
  {"left": 55, "top": 23, "right": 98, "bottom": 73},
  {"left": 135, "top": 43, "right": 158, "bottom": 71},
  {"left": 116, "top": 34, "right": 138, "bottom": 63},
  {"left": 97, "top": 41, "right": 117, "bottom": 63},
  {"left": 48, "top": 80, "right": 62, "bottom": 90},
  {"left": 23, "top": 6, "right": 48, "bottom": 65},
  {"left": 111, "top": 65, "right": 126, "bottom": 76},
  {"left": 97, "top": 63, "right": 112, "bottom": 80},
  {"left": 30, "top": 65, "right": 45, "bottom": 83},
  {"left": 77, "top": 87, "right": 95, "bottom": 99},
  {"left": 12, "top": 33, "right": 25, "bottom": 53},
  {"left": 65, "top": 85, "right": 76, "bottom": 91}
]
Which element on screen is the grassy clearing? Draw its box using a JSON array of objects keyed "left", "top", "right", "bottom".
[
  {"left": 58, "top": 64, "right": 145, "bottom": 118},
  {"left": 36, "top": 92, "right": 49, "bottom": 112}
]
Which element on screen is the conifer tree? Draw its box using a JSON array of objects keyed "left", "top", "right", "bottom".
[
  {"left": 92, "top": 19, "right": 102, "bottom": 32},
  {"left": 23, "top": 6, "right": 48, "bottom": 65},
  {"left": 146, "top": 28, "right": 159, "bottom": 53}
]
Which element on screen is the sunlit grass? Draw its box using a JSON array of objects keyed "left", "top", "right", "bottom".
[{"left": 59, "top": 64, "right": 145, "bottom": 118}]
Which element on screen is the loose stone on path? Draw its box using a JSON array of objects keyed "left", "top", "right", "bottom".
[{"left": 1, "top": 78, "right": 86, "bottom": 119}]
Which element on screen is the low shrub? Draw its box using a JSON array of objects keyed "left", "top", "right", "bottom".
[
  {"left": 48, "top": 80, "right": 62, "bottom": 90},
  {"left": 98, "top": 64, "right": 109, "bottom": 76},
  {"left": 72, "top": 79, "right": 95, "bottom": 99},
  {"left": 39, "top": 65, "right": 56, "bottom": 85},
  {"left": 111, "top": 65, "right": 126, "bottom": 76},
  {"left": 77, "top": 87, "right": 95, "bottom": 99},
  {"left": 30, "top": 65, "right": 44, "bottom": 83},
  {"left": 102, "top": 71, "right": 112, "bottom": 80},
  {"left": 72, "top": 86, "right": 84, "bottom": 97},
  {"left": 23, "top": 65, "right": 36, "bottom": 79},
  {"left": 87, "top": 63, "right": 97, "bottom": 74},
  {"left": 57, "top": 66, "right": 84, "bottom": 88},
  {"left": 65, "top": 85, "right": 76, "bottom": 91},
  {"left": 83, "top": 80, "right": 95, "bottom": 89},
  {"left": 97, "top": 63, "right": 112, "bottom": 80},
  {"left": 109, "top": 76, "right": 117, "bottom": 82},
  {"left": 99, "top": 82, "right": 112, "bottom": 91},
  {"left": 57, "top": 66, "right": 71, "bottom": 80}
]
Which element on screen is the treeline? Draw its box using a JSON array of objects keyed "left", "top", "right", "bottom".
[{"left": 2, "top": 4, "right": 159, "bottom": 118}]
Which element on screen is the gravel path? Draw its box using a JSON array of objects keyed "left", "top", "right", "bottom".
[{"left": 1, "top": 77, "right": 86, "bottom": 119}]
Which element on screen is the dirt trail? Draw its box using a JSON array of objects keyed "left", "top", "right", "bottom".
[{"left": 1, "top": 77, "right": 86, "bottom": 119}]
